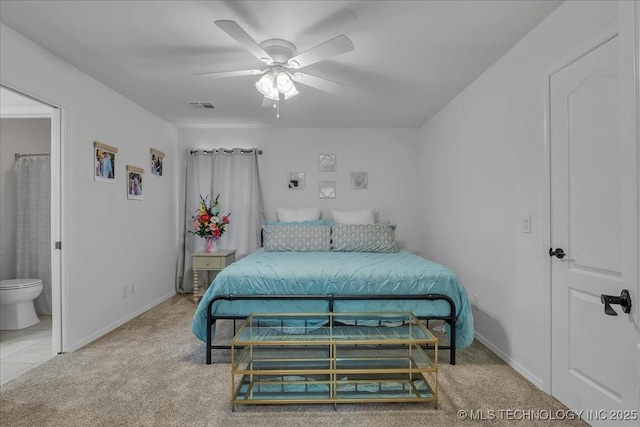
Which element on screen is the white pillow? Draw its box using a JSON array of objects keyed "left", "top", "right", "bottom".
[
  {"left": 276, "top": 207, "right": 321, "bottom": 223},
  {"left": 331, "top": 207, "right": 375, "bottom": 225}
]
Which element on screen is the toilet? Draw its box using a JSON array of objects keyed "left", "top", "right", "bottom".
[{"left": 0, "top": 279, "right": 43, "bottom": 330}]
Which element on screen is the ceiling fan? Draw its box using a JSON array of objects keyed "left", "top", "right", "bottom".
[{"left": 194, "top": 20, "right": 355, "bottom": 117}]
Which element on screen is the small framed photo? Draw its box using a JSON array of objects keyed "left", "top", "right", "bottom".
[
  {"left": 319, "top": 181, "right": 336, "bottom": 199},
  {"left": 126, "top": 165, "right": 144, "bottom": 200},
  {"left": 94, "top": 141, "right": 117, "bottom": 183},
  {"left": 351, "top": 172, "right": 368, "bottom": 190},
  {"left": 150, "top": 149, "right": 164, "bottom": 177},
  {"left": 288, "top": 172, "right": 305, "bottom": 190},
  {"left": 319, "top": 154, "right": 336, "bottom": 172}
]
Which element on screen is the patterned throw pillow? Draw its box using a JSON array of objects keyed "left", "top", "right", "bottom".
[
  {"left": 331, "top": 223, "right": 398, "bottom": 252},
  {"left": 262, "top": 224, "right": 331, "bottom": 252}
]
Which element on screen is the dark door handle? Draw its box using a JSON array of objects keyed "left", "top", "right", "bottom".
[
  {"left": 601, "top": 289, "right": 632, "bottom": 316},
  {"left": 549, "top": 248, "right": 566, "bottom": 259}
]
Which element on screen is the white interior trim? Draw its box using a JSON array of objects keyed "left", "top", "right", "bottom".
[
  {"left": 71, "top": 291, "right": 175, "bottom": 351},
  {"left": 0, "top": 107, "right": 53, "bottom": 118},
  {"left": 619, "top": 1, "right": 640, "bottom": 409},
  {"left": 0, "top": 81, "right": 67, "bottom": 354},
  {"left": 50, "top": 107, "right": 62, "bottom": 354},
  {"left": 474, "top": 331, "right": 544, "bottom": 390}
]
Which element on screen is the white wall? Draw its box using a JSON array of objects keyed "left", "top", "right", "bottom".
[
  {"left": 178, "top": 128, "right": 422, "bottom": 253},
  {"left": 1, "top": 24, "right": 179, "bottom": 351},
  {"left": 418, "top": 1, "right": 618, "bottom": 387},
  {"left": 0, "top": 118, "right": 51, "bottom": 280}
]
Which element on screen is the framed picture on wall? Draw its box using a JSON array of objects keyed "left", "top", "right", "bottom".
[
  {"left": 319, "top": 154, "right": 336, "bottom": 172},
  {"left": 150, "top": 148, "right": 164, "bottom": 177},
  {"left": 94, "top": 141, "right": 117, "bottom": 183},
  {"left": 351, "top": 172, "right": 368, "bottom": 190},
  {"left": 319, "top": 181, "right": 336, "bottom": 199},
  {"left": 126, "top": 165, "right": 144, "bottom": 200},
  {"left": 288, "top": 172, "right": 305, "bottom": 189}
]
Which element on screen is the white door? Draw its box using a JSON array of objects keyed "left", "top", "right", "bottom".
[{"left": 550, "top": 34, "right": 638, "bottom": 425}]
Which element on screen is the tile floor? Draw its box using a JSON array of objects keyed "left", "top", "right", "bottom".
[{"left": 0, "top": 315, "right": 56, "bottom": 389}]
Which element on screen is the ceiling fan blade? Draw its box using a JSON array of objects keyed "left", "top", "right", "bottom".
[
  {"left": 193, "top": 69, "right": 264, "bottom": 79},
  {"left": 215, "top": 20, "right": 273, "bottom": 64},
  {"left": 287, "top": 35, "right": 354, "bottom": 69},
  {"left": 291, "top": 72, "right": 347, "bottom": 94}
]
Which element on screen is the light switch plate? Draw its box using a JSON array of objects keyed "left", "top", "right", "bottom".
[{"left": 522, "top": 214, "right": 531, "bottom": 233}]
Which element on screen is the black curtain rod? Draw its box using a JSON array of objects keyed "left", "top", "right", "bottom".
[{"left": 189, "top": 148, "right": 262, "bottom": 155}]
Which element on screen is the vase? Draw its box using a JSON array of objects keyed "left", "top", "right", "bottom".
[{"left": 204, "top": 237, "right": 218, "bottom": 253}]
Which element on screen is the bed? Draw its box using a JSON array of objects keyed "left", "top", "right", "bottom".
[{"left": 191, "top": 222, "right": 474, "bottom": 365}]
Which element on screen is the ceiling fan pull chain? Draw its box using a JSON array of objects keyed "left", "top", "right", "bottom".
[{"left": 276, "top": 99, "right": 280, "bottom": 119}]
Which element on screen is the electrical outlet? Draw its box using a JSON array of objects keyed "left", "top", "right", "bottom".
[
  {"left": 122, "top": 284, "right": 128, "bottom": 298},
  {"left": 472, "top": 294, "right": 479, "bottom": 310},
  {"left": 130, "top": 282, "right": 135, "bottom": 294}
]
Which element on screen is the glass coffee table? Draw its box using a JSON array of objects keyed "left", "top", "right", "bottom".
[{"left": 230, "top": 312, "right": 438, "bottom": 410}]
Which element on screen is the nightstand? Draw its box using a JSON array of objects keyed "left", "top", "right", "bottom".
[{"left": 191, "top": 249, "right": 236, "bottom": 303}]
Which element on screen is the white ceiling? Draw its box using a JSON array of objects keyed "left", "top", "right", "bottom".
[{"left": 0, "top": 0, "right": 562, "bottom": 129}]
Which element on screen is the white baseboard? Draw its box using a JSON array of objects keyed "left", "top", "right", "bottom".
[
  {"left": 474, "top": 331, "right": 544, "bottom": 391},
  {"left": 71, "top": 291, "right": 176, "bottom": 351}
]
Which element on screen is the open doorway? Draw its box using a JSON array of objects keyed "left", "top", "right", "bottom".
[{"left": 0, "top": 85, "right": 62, "bottom": 387}]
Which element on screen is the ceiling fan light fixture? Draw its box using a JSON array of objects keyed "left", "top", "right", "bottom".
[
  {"left": 255, "top": 73, "right": 274, "bottom": 96},
  {"left": 263, "top": 75, "right": 279, "bottom": 101},
  {"left": 283, "top": 84, "right": 299, "bottom": 100},
  {"left": 276, "top": 72, "right": 293, "bottom": 92},
  {"left": 264, "top": 87, "right": 280, "bottom": 101}
]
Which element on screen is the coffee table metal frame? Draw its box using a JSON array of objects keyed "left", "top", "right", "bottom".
[{"left": 230, "top": 312, "right": 438, "bottom": 410}]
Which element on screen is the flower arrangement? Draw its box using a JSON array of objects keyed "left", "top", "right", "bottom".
[{"left": 190, "top": 194, "right": 230, "bottom": 239}]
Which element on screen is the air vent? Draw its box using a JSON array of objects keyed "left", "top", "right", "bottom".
[{"left": 187, "top": 102, "right": 216, "bottom": 110}]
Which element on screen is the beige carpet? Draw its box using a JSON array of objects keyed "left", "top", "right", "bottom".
[{"left": 0, "top": 295, "right": 586, "bottom": 426}]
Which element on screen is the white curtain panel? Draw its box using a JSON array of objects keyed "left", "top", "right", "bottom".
[
  {"left": 16, "top": 156, "right": 52, "bottom": 315},
  {"left": 177, "top": 148, "right": 263, "bottom": 293}
]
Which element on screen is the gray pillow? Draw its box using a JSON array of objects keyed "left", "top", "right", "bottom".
[
  {"left": 331, "top": 223, "right": 398, "bottom": 252},
  {"left": 262, "top": 224, "right": 331, "bottom": 252}
]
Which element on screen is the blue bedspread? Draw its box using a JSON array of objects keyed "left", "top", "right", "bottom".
[{"left": 191, "top": 249, "right": 474, "bottom": 348}]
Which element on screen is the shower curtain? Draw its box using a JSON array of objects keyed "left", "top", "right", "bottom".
[
  {"left": 16, "top": 155, "right": 52, "bottom": 315},
  {"left": 177, "top": 148, "right": 263, "bottom": 293}
]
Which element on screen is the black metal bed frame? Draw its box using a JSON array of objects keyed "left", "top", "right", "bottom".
[{"left": 205, "top": 293, "right": 457, "bottom": 365}]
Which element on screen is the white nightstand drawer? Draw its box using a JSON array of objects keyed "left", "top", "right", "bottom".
[{"left": 195, "top": 257, "right": 222, "bottom": 270}]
